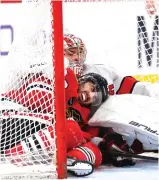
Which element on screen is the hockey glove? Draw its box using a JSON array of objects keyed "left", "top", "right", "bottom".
[{"left": 98, "top": 130, "right": 136, "bottom": 167}]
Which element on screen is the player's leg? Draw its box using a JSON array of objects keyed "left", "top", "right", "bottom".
[
  {"left": 67, "top": 141, "right": 102, "bottom": 168},
  {"left": 67, "top": 141, "right": 102, "bottom": 177}
]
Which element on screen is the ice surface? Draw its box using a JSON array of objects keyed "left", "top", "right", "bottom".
[
  {"left": 0, "top": 159, "right": 158, "bottom": 180},
  {"left": 68, "top": 160, "right": 158, "bottom": 180}
]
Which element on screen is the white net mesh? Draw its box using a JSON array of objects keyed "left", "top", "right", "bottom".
[
  {"left": 0, "top": 0, "right": 61, "bottom": 179},
  {"left": 0, "top": 0, "right": 53, "bottom": 93}
]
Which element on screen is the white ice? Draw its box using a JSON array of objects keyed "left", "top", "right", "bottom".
[
  {"left": 0, "top": 158, "right": 158, "bottom": 180},
  {"left": 68, "top": 160, "right": 158, "bottom": 180}
]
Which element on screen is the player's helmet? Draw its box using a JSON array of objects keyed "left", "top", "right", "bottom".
[
  {"left": 78, "top": 73, "right": 109, "bottom": 105},
  {"left": 64, "top": 34, "right": 87, "bottom": 77}
]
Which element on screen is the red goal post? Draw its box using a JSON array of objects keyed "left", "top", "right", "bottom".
[{"left": 0, "top": 0, "right": 67, "bottom": 179}]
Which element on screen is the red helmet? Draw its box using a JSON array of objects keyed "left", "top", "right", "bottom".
[
  {"left": 64, "top": 34, "right": 87, "bottom": 77},
  {"left": 64, "top": 34, "right": 87, "bottom": 63}
]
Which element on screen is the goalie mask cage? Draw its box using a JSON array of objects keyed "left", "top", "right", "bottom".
[{"left": 0, "top": 0, "right": 67, "bottom": 179}]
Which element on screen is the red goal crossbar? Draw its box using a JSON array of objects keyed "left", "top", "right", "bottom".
[
  {"left": 0, "top": 0, "right": 21, "bottom": 2},
  {"left": 0, "top": 0, "right": 63, "bottom": 3}
]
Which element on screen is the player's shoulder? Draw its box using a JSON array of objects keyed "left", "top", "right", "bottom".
[
  {"left": 65, "top": 68, "right": 78, "bottom": 86},
  {"left": 83, "top": 63, "right": 113, "bottom": 75},
  {"left": 83, "top": 63, "right": 104, "bottom": 68},
  {"left": 65, "top": 68, "right": 77, "bottom": 80},
  {"left": 66, "top": 67, "right": 75, "bottom": 75}
]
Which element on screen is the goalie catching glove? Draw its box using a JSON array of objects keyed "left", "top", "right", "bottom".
[{"left": 98, "top": 129, "right": 136, "bottom": 167}]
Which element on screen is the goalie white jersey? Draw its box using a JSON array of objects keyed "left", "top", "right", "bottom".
[
  {"left": 88, "top": 94, "right": 159, "bottom": 150},
  {"left": 83, "top": 63, "right": 159, "bottom": 99}
]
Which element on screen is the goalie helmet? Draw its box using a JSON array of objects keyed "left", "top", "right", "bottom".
[
  {"left": 64, "top": 34, "right": 87, "bottom": 62},
  {"left": 64, "top": 34, "right": 87, "bottom": 77},
  {"left": 78, "top": 73, "right": 109, "bottom": 105}
]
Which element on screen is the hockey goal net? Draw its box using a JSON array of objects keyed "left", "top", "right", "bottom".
[{"left": 0, "top": 0, "right": 66, "bottom": 179}]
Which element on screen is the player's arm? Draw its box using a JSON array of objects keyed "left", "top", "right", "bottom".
[
  {"left": 84, "top": 63, "right": 152, "bottom": 96},
  {"left": 82, "top": 126, "right": 136, "bottom": 167},
  {"left": 65, "top": 68, "right": 78, "bottom": 104},
  {"left": 113, "top": 74, "right": 159, "bottom": 98},
  {"left": 101, "top": 64, "right": 159, "bottom": 97}
]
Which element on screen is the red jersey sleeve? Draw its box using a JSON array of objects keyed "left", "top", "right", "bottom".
[
  {"left": 65, "top": 68, "right": 78, "bottom": 104},
  {"left": 115, "top": 76, "right": 138, "bottom": 94}
]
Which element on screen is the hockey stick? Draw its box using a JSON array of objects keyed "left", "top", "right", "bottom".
[{"left": 107, "top": 150, "right": 158, "bottom": 161}]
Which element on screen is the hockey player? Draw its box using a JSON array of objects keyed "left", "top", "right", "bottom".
[
  {"left": 76, "top": 73, "right": 137, "bottom": 167},
  {"left": 0, "top": 66, "right": 103, "bottom": 177}
]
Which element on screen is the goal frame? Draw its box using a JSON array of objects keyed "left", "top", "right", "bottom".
[{"left": 0, "top": 0, "right": 67, "bottom": 179}]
